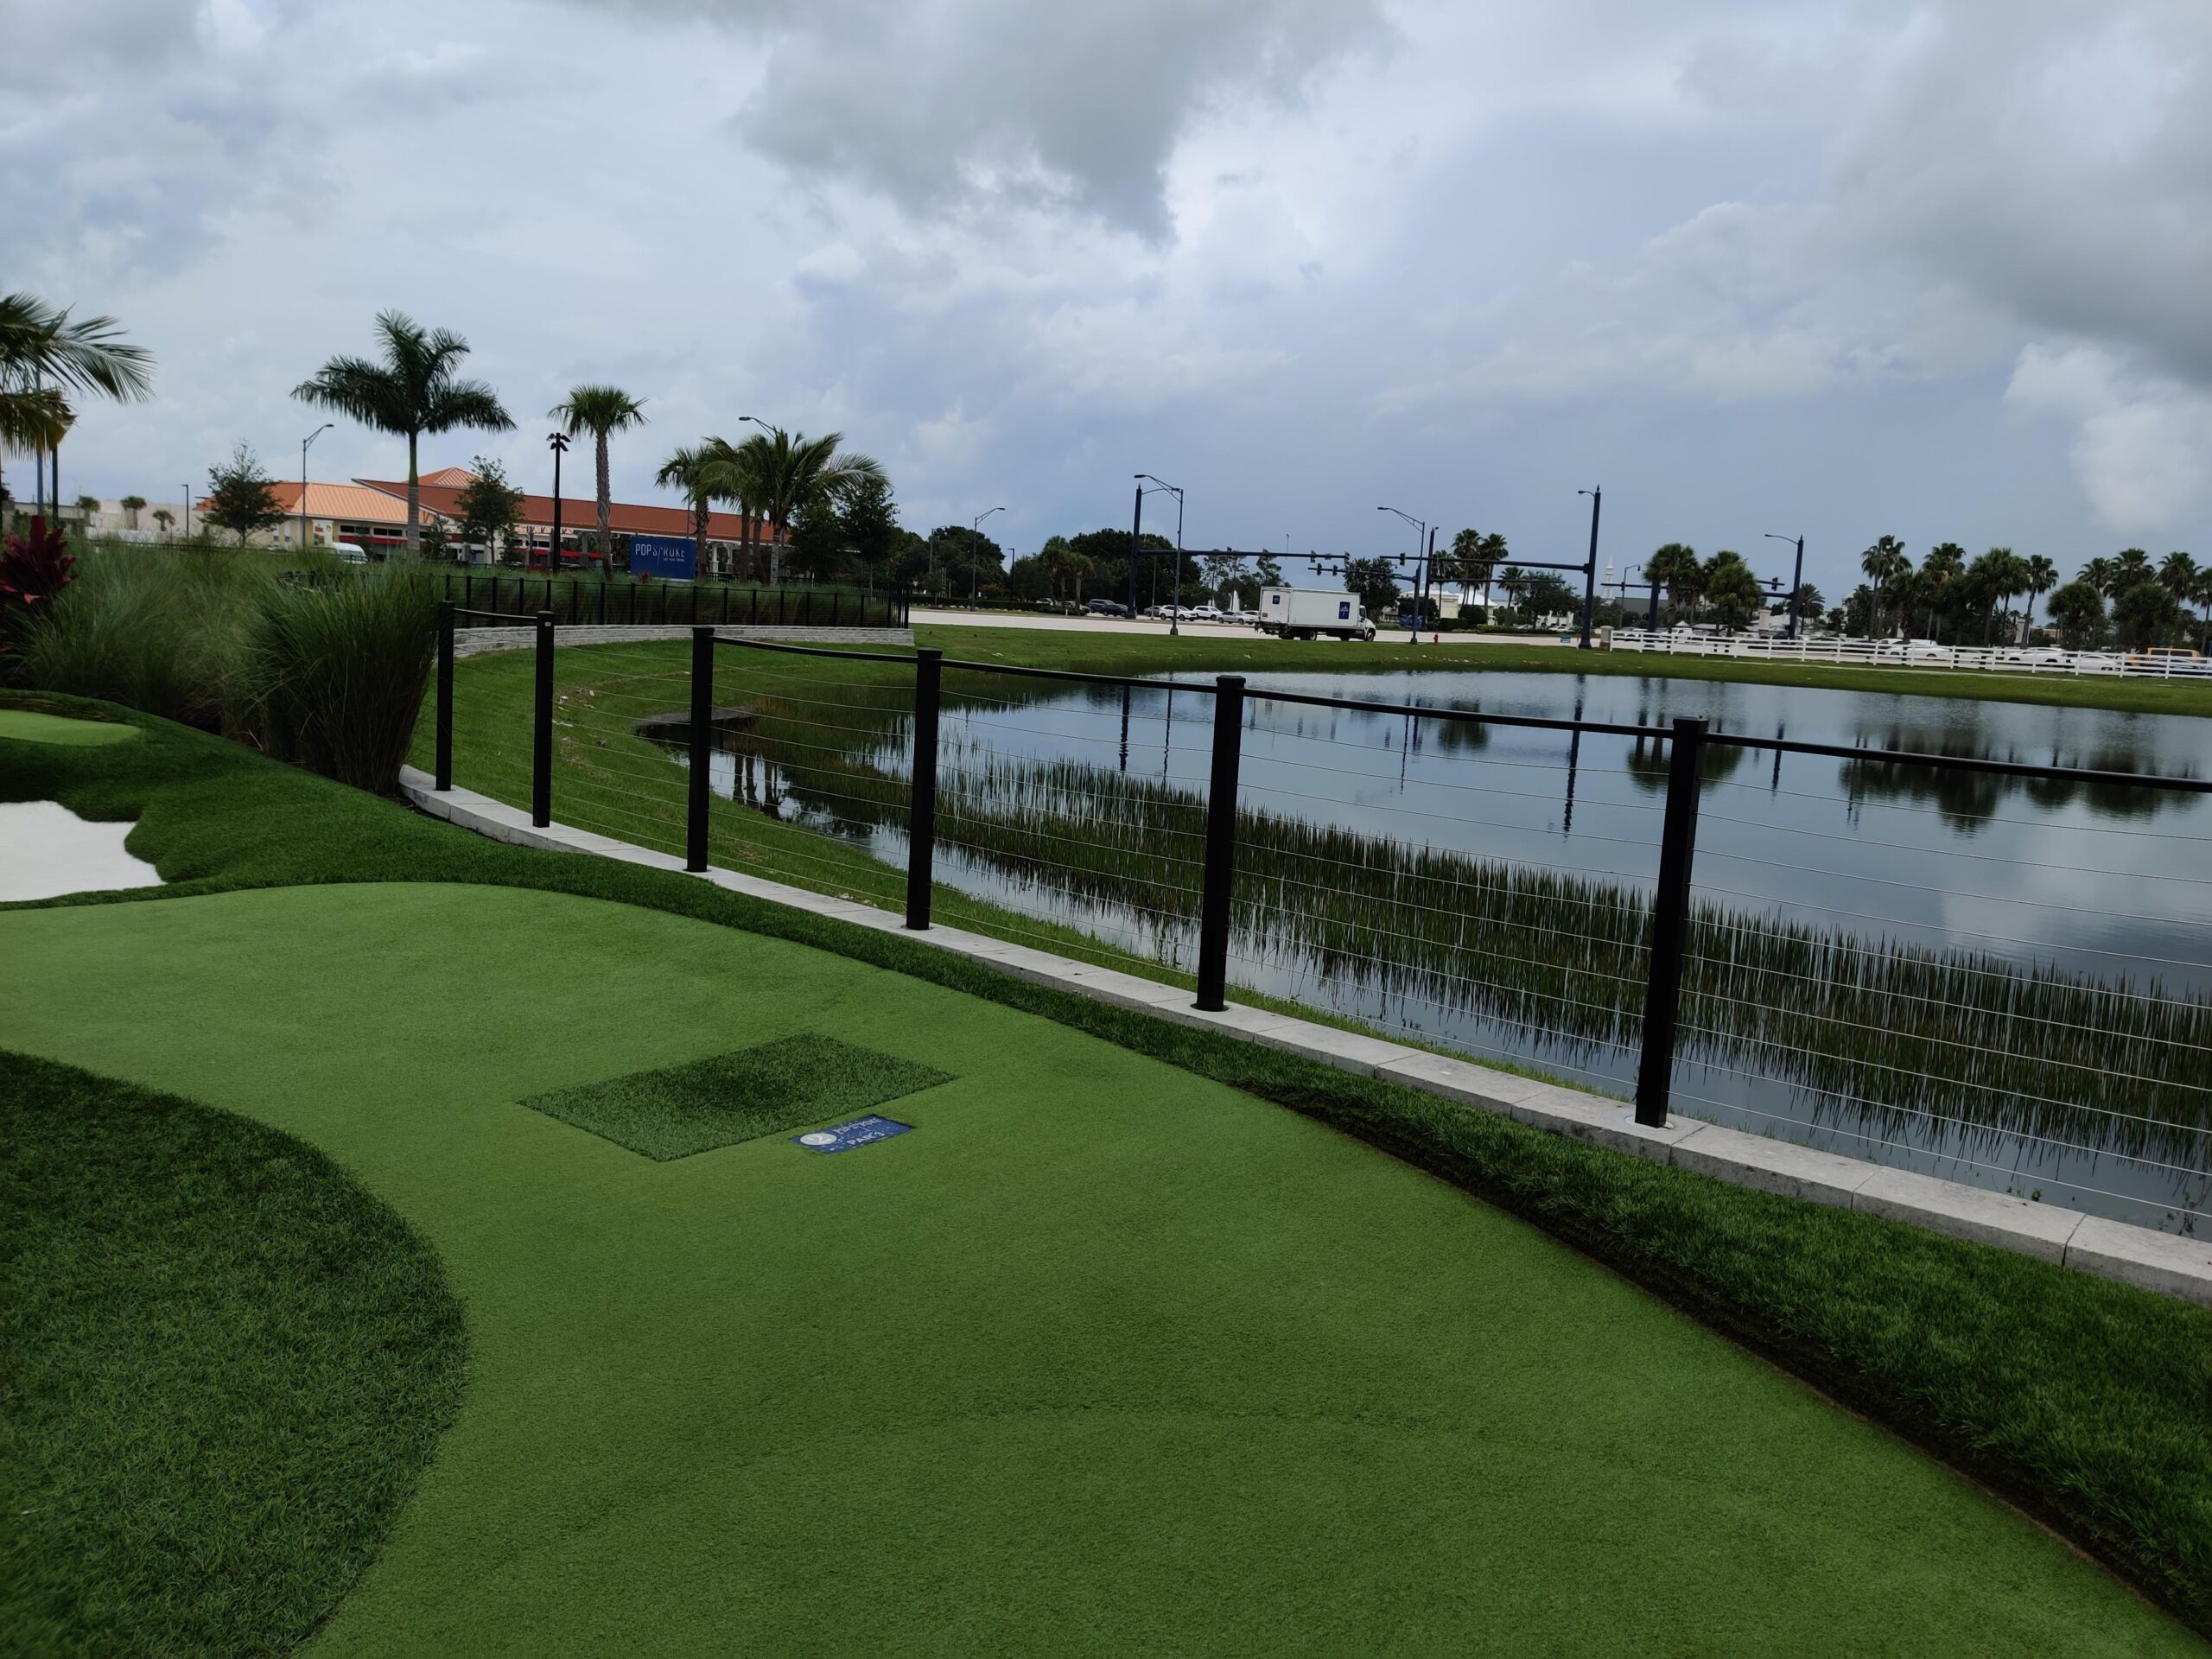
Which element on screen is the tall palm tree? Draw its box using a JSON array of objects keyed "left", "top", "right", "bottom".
[
  {"left": 2020, "top": 554, "right": 2057, "bottom": 636},
  {"left": 654, "top": 443, "right": 721, "bottom": 577},
  {"left": 293, "top": 310, "right": 512, "bottom": 555},
  {"left": 2191, "top": 567, "right": 2212, "bottom": 653},
  {"left": 701, "top": 435, "right": 767, "bottom": 579},
  {"left": 2158, "top": 550, "right": 2197, "bottom": 599},
  {"left": 2082, "top": 556, "right": 2115, "bottom": 597},
  {"left": 550, "top": 385, "right": 647, "bottom": 569},
  {"left": 2111, "top": 547, "right": 2153, "bottom": 592},
  {"left": 0, "top": 291, "right": 153, "bottom": 516},
  {"left": 1859, "top": 535, "right": 1909, "bottom": 635},
  {"left": 709, "top": 428, "right": 886, "bottom": 585},
  {"left": 1644, "top": 543, "right": 1700, "bottom": 625},
  {"left": 1448, "top": 527, "right": 1508, "bottom": 613}
]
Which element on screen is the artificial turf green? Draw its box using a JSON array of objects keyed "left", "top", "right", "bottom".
[
  {"left": 8, "top": 690, "right": 2212, "bottom": 1644},
  {"left": 520, "top": 1033, "right": 952, "bottom": 1159},
  {"left": 0, "top": 705, "right": 139, "bottom": 746},
  {"left": 2, "top": 881, "right": 2196, "bottom": 1656},
  {"left": 0, "top": 1052, "right": 465, "bottom": 1657}
]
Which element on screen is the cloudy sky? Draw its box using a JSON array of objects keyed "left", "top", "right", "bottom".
[{"left": 10, "top": 0, "right": 2209, "bottom": 596}]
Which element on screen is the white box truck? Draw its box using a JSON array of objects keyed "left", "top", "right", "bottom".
[{"left": 1256, "top": 587, "right": 1376, "bottom": 641}]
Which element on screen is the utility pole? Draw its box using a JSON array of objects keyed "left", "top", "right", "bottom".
[
  {"left": 1577, "top": 486, "right": 1603, "bottom": 648},
  {"left": 1767, "top": 532, "right": 1806, "bottom": 638}
]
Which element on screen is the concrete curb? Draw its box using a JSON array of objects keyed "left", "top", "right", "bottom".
[
  {"left": 399, "top": 766, "right": 2212, "bottom": 1307},
  {"left": 453, "top": 624, "right": 913, "bottom": 659}
]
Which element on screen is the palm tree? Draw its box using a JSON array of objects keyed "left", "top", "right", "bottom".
[
  {"left": 120, "top": 493, "right": 146, "bottom": 530},
  {"left": 654, "top": 443, "right": 721, "bottom": 578},
  {"left": 550, "top": 385, "right": 647, "bottom": 570},
  {"left": 1859, "top": 535, "right": 1909, "bottom": 635},
  {"left": 2192, "top": 567, "right": 2212, "bottom": 653},
  {"left": 1967, "top": 547, "right": 2026, "bottom": 644},
  {"left": 292, "top": 310, "right": 512, "bottom": 555},
  {"left": 2082, "top": 556, "right": 2115, "bottom": 596},
  {"left": 2020, "top": 555, "right": 2057, "bottom": 638},
  {"left": 2158, "top": 550, "right": 2196, "bottom": 599},
  {"left": 709, "top": 428, "right": 886, "bottom": 585},
  {"left": 1447, "top": 527, "right": 1507, "bottom": 613},
  {"left": 1644, "top": 543, "right": 1700, "bottom": 625},
  {"left": 701, "top": 435, "right": 767, "bottom": 580},
  {"left": 1700, "top": 550, "right": 1764, "bottom": 632},
  {"left": 0, "top": 291, "right": 153, "bottom": 518},
  {"left": 2111, "top": 547, "right": 2153, "bottom": 593},
  {"left": 151, "top": 507, "right": 175, "bottom": 535}
]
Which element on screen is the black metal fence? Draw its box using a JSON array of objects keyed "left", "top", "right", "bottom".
[
  {"left": 429, "top": 626, "right": 2212, "bottom": 1226},
  {"left": 436, "top": 575, "right": 909, "bottom": 630}
]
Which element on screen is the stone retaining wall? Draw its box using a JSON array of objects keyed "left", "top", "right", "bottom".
[{"left": 453, "top": 624, "right": 913, "bottom": 659}]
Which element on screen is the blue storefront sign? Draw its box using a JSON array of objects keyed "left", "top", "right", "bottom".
[
  {"left": 628, "top": 531, "right": 696, "bottom": 581},
  {"left": 791, "top": 1116, "right": 915, "bottom": 1154}
]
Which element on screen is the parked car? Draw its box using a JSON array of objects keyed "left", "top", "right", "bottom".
[
  {"left": 331, "top": 541, "right": 370, "bottom": 564},
  {"left": 1186, "top": 604, "right": 1224, "bottom": 621},
  {"left": 1999, "top": 646, "right": 2071, "bottom": 668},
  {"left": 2126, "top": 645, "right": 2205, "bottom": 667},
  {"left": 1085, "top": 598, "right": 1130, "bottom": 618}
]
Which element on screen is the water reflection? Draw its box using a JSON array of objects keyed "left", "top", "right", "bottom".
[{"left": 647, "top": 669, "right": 2212, "bottom": 1231}]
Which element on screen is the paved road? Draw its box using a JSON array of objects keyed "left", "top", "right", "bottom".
[{"left": 910, "top": 607, "right": 1573, "bottom": 645}]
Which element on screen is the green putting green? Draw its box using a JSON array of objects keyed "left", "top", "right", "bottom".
[
  {"left": 0, "top": 708, "right": 139, "bottom": 746},
  {"left": 0, "top": 880, "right": 2190, "bottom": 1654}
]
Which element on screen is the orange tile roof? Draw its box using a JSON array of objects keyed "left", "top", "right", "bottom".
[{"left": 262, "top": 481, "right": 413, "bottom": 523}]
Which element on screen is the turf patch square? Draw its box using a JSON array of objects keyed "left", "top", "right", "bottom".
[
  {"left": 519, "top": 1034, "right": 951, "bottom": 1160},
  {"left": 792, "top": 1115, "right": 914, "bottom": 1154}
]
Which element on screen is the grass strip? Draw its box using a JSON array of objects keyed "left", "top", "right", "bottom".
[
  {"left": 520, "top": 1033, "right": 952, "bottom": 1159},
  {"left": 0, "top": 1050, "right": 467, "bottom": 1658},
  {"left": 8, "top": 688, "right": 2211, "bottom": 1636},
  {"left": 907, "top": 620, "right": 2212, "bottom": 716}
]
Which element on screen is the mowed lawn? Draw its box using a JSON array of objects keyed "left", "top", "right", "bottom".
[{"left": 1, "top": 881, "right": 2194, "bottom": 1656}]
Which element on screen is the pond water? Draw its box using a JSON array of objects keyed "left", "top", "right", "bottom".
[{"left": 680, "top": 668, "right": 2212, "bottom": 1230}]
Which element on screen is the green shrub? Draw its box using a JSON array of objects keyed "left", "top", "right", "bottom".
[
  {"left": 232, "top": 566, "right": 439, "bottom": 792},
  {"left": 20, "top": 543, "right": 435, "bottom": 792},
  {"left": 19, "top": 544, "right": 275, "bottom": 728}
]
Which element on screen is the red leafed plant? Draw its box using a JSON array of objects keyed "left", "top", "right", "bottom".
[{"left": 0, "top": 516, "right": 75, "bottom": 613}]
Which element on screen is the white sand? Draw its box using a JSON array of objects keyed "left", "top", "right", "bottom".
[{"left": 0, "top": 801, "right": 163, "bottom": 901}]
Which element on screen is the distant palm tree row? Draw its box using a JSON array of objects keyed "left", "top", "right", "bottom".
[
  {"left": 1853, "top": 537, "right": 2207, "bottom": 651},
  {"left": 656, "top": 429, "right": 886, "bottom": 584},
  {"left": 291, "top": 310, "right": 884, "bottom": 577}
]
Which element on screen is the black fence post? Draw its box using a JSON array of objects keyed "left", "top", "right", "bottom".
[
  {"left": 1195, "top": 675, "right": 1246, "bottom": 1011},
  {"left": 435, "top": 600, "right": 455, "bottom": 791},
  {"left": 904, "top": 648, "right": 943, "bottom": 930},
  {"left": 531, "top": 610, "right": 556, "bottom": 829},
  {"left": 686, "top": 626, "right": 714, "bottom": 872},
  {"left": 1634, "top": 715, "right": 1708, "bottom": 1127}
]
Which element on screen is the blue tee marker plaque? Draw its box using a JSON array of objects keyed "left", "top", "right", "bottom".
[{"left": 791, "top": 1116, "right": 914, "bottom": 1154}]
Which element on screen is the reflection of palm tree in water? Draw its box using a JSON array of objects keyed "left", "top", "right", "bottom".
[{"left": 1840, "top": 724, "right": 2196, "bottom": 830}]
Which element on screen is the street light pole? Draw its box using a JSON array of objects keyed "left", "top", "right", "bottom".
[
  {"left": 301, "top": 423, "right": 332, "bottom": 553},
  {"left": 1128, "top": 476, "right": 1145, "bottom": 620},
  {"left": 1576, "top": 486, "right": 1603, "bottom": 649},
  {"left": 970, "top": 505, "right": 1004, "bottom": 607},
  {"left": 1766, "top": 532, "right": 1806, "bottom": 638},
  {"left": 1136, "top": 474, "right": 1183, "bottom": 633},
  {"left": 1377, "top": 506, "right": 1427, "bottom": 643},
  {"left": 548, "top": 432, "right": 571, "bottom": 570}
]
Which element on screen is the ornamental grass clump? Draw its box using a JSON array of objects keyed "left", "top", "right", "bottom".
[
  {"left": 18, "top": 542, "right": 272, "bottom": 728},
  {"left": 232, "top": 564, "right": 440, "bottom": 792}
]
